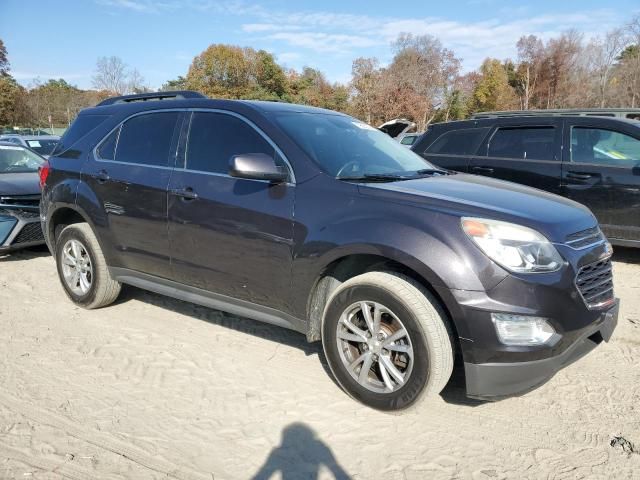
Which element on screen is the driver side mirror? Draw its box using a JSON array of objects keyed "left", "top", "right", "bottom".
[{"left": 229, "top": 153, "right": 288, "bottom": 183}]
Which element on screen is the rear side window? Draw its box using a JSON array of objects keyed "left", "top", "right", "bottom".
[
  {"left": 488, "top": 127, "right": 556, "bottom": 161},
  {"left": 186, "top": 112, "right": 276, "bottom": 174},
  {"left": 425, "top": 128, "right": 490, "bottom": 155},
  {"left": 571, "top": 127, "right": 640, "bottom": 166},
  {"left": 52, "top": 114, "right": 108, "bottom": 157},
  {"left": 115, "top": 112, "right": 180, "bottom": 167}
]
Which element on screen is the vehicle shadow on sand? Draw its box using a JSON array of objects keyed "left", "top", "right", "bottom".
[
  {"left": 0, "top": 244, "right": 50, "bottom": 262},
  {"left": 250, "top": 423, "right": 350, "bottom": 480},
  {"left": 117, "top": 284, "right": 479, "bottom": 407},
  {"left": 612, "top": 246, "right": 640, "bottom": 264}
]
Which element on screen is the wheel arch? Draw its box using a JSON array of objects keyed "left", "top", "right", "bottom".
[{"left": 305, "top": 251, "right": 461, "bottom": 354}]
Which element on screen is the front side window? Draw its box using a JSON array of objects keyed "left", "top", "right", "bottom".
[
  {"left": 426, "top": 128, "right": 490, "bottom": 156},
  {"left": 0, "top": 145, "right": 44, "bottom": 173},
  {"left": 186, "top": 112, "right": 278, "bottom": 174},
  {"left": 488, "top": 127, "right": 556, "bottom": 161},
  {"left": 116, "top": 112, "right": 180, "bottom": 167},
  {"left": 571, "top": 127, "right": 640, "bottom": 166},
  {"left": 273, "top": 113, "right": 434, "bottom": 177}
]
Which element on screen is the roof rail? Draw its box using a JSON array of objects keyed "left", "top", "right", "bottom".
[{"left": 96, "top": 90, "right": 206, "bottom": 107}]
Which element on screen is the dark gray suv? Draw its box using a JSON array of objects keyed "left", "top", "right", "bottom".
[{"left": 40, "top": 91, "right": 618, "bottom": 411}]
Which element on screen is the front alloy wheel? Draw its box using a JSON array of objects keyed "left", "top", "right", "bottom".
[{"left": 336, "top": 301, "right": 414, "bottom": 393}]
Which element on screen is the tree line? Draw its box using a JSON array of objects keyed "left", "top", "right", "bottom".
[{"left": 0, "top": 15, "right": 639, "bottom": 132}]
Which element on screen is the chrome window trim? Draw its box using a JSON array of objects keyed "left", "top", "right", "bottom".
[
  {"left": 182, "top": 108, "right": 295, "bottom": 185},
  {"left": 92, "top": 107, "right": 296, "bottom": 184}
]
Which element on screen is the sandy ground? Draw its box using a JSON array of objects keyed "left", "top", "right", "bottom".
[{"left": 0, "top": 246, "right": 639, "bottom": 480}]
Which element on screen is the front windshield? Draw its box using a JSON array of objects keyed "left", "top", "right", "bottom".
[
  {"left": 0, "top": 145, "right": 44, "bottom": 173},
  {"left": 274, "top": 113, "right": 436, "bottom": 177},
  {"left": 26, "top": 139, "right": 58, "bottom": 156}
]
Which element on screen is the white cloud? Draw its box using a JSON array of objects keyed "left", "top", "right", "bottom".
[{"left": 266, "top": 32, "right": 381, "bottom": 54}]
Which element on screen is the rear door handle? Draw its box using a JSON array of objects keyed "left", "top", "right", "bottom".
[
  {"left": 170, "top": 187, "right": 199, "bottom": 200},
  {"left": 471, "top": 166, "right": 494, "bottom": 174},
  {"left": 96, "top": 169, "right": 110, "bottom": 184},
  {"left": 566, "top": 172, "right": 593, "bottom": 180}
]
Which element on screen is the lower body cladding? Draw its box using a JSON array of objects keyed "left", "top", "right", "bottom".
[
  {"left": 435, "top": 256, "right": 619, "bottom": 401},
  {"left": 0, "top": 209, "right": 45, "bottom": 251}
]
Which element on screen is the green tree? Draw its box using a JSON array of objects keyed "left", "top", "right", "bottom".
[
  {"left": 471, "top": 58, "right": 518, "bottom": 112},
  {"left": 0, "top": 39, "right": 9, "bottom": 77}
]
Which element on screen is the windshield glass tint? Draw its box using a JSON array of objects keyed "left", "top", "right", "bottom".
[
  {"left": 26, "top": 139, "right": 58, "bottom": 155},
  {"left": 274, "top": 113, "right": 433, "bottom": 176},
  {"left": 0, "top": 145, "right": 44, "bottom": 173}
]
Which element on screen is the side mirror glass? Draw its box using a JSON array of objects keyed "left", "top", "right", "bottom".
[{"left": 229, "top": 153, "right": 288, "bottom": 183}]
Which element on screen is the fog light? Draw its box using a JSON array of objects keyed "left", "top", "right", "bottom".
[
  {"left": 491, "top": 313, "right": 557, "bottom": 346},
  {"left": 0, "top": 216, "right": 17, "bottom": 244}
]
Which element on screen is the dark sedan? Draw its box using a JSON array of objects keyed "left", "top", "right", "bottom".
[{"left": 0, "top": 143, "right": 46, "bottom": 251}]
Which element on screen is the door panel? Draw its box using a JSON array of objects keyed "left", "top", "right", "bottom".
[
  {"left": 562, "top": 120, "right": 640, "bottom": 242},
  {"left": 81, "top": 111, "right": 183, "bottom": 278},
  {"left": 168, "top": 110, "right": 295, "bottom": 311},
  {"left": 168, "top": 173, "right": 295, "bottom": 310},
  {"left": 468, "top": 124, "right": 563, "bottom": 194}
]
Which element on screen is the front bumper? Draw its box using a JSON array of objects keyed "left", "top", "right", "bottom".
[
  {"left": 464, "top": 300, "right": 618, "bottom": 400},
  {"left": 0, "top": 208, "right": 45, "bottom": 252}
]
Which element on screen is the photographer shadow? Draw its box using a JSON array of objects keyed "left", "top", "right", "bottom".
[{"left": 251, "top": 423, "right": 350, "bottom": 480}]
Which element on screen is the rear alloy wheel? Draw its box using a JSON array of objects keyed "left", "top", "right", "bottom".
[
  {"left": 55, "top": 223, "right": 121, "bottom": 309},
  {"left": 322, "top": 271, "right": 454, "bottom": 411},
  {"left": 60, "top": 239, "right": 94, "bottom": 296}
]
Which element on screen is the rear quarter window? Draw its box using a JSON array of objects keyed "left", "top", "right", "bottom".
[{"left": 424, "top": 127, "right": 490, "bottom": 156}]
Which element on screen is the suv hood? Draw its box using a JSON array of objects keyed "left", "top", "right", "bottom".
[
  {"left": 0, "top": 172, "right": 41, "bottom": 196},
  {"left": 358, "top": 173, "right": 596, "bottom": 243}
]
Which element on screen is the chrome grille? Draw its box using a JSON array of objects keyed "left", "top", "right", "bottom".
[
  {"left": 565, "top": 226, "right": 605, "bottom": 249},
  {"left": 575, "top": 258, "right": 614, "bottom": 309},
  {"left": 0, "top": 194, "right": 41, "bottom": 209}
]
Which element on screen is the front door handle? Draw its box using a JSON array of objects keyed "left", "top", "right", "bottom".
[
  {"left": 471, "top": 166, "right": 495, "bottom": 174},
  {"left": 566, "top": 171, "right": 593, "bottom": 180},
  {"left": 96, "top": 169, "right": 110, "bottom": 184},
  {"left": 170, "top": 187, "right": 199, "bottom": 201}
]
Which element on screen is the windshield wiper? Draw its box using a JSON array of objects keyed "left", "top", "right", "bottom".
[
  {"left": 415, "top": 168, "right": 450, "bottom": 176},
  {"left": 336, "top": 173, "right": 416, "bottom": 182}
]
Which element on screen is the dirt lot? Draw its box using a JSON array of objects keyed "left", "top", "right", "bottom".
[{"left": 0, "top": 246, "right": 639, "bottom": 480}]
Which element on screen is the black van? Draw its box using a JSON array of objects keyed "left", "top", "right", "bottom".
[{"left": 413, "top": 115, "right": 640, "bottom": 247}]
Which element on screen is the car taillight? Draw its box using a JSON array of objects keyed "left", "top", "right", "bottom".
[{"left": 38, "top": 160, "right": 50, "bottom": 189}]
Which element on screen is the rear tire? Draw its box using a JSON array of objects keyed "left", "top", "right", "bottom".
[
  {"left": 55, "top": 223, "right": 121, "bottom": 309},
  {"left": 322, "top": 271, "right": 453, "bottom": 411}
]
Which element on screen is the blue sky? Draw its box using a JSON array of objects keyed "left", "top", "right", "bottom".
[{"left": 1, "top": 0, "right": 638, "bottom": 89}]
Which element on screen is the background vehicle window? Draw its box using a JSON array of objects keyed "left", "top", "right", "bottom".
[
  {"left": 571, "top": 127, "right": 640, "bottom": 166},
  {"left": 96, "top": 128, "right": 119, "bottom": 160},
  {"left": 0, "top": 145, "right": 44, "bottom": 173},
  {"left": 425, "top": 127, "right": 490, "bottom": 155},
  {"left": 186, "top": 112, "right": 276, "bottom": 174},
  {"left": 400, "top": 135, "right": 417, "bottom": 146},
  {"left": 488, "top": 127, "right": 556, "bottom": 161},
  {"left": 51, "top": 114, "right": 108, "bottom": 156},
  {"left": 26, "top": 139, "right": 58, "bottom": 156},
  {"left": 116, "top": 112, "right": 179, "bottom": 167}
]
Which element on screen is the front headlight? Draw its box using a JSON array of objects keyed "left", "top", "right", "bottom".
[{"left": 461, "top": 217, "right": 563, "bottom": 273}]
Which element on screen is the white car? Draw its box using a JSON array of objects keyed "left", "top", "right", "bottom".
[{"left": 0, "top": 135, "right": 60, "bottom": 158}]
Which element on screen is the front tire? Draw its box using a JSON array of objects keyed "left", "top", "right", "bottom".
[
  {"left": 55, "top": 223, "right": 121, "bottom": 309},
  {"left": 322, "top": 271, "right": 453, "bottom": 411}
]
